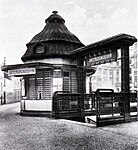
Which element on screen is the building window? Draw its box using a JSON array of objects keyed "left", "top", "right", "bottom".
[
  {"left": 53, "top": 69, "right": 63, "bottom": 93},
  {"left": 134, "top": 82, "right": 137, "bottom": 88},
  {"left": 116, "top": 77, "right": 119, "bottom": 83},
  {"left": 63, "top": 72, "right": 69, "bottom": 77},
  {"left": 116, "top": 69, "right": 119, "bottom": 76},
  {"left": 134, "top": 76, "right": 137, "bottom": 82},
  {"left": 116, "top": 61, "right": 119, "bottom": 66},
  {"left": 53, "top": 69, "right": 62, "bottom": 78},
  {"left": 28, "top": 70, "right": 52, "bottom": 100},
  {"left": 109, "top": 69, "right": 113, "bottom": 75},
  {"left": 98, "top": 68, "right": 102, "bottom": 74},
  {"left": 92, "top": 76, "right": 96, "bottom": 80},
  {"left": 129, "top": 59, "right": 132, "bottom": 64},
  {"left": 134, "top": 71, "right": 137, "bottom": 75},
  {"left": 129, "top": 76, "right": 132, "bottom": 83},
  {"left": 103, "top": 76, "right": 108, "bottom": 81},
  {"left": 103, "top": 69, "right": 107, "bottom": 75},
  {"left": 35, "top": 45, "right": 44, "bottom": 54},
  {"left": 109, "top": 77, "right": 113, "bottom": 81},
  {"left": 129, "top": 68, "right": 132, "bottom": 74}
]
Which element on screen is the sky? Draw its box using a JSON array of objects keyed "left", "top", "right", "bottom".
[{"left": 0, "top": 0, "right": 137, "bottom": 65}]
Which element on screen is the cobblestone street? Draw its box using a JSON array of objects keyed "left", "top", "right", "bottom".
[{"left": 0, "top": 103, "right": 138, "bottom": 150}]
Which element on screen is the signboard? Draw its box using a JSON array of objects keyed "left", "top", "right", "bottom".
[
  {"left": 4, "top": 71, "right": 12, "bottom": 80},
  {"left": 86, "top": 50, "right": 117, "bottom": 66},
  {"left": 8, "top": 68, "right": 36, "bottom": 76}
]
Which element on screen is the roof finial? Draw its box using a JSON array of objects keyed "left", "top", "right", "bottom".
[{"left": 52, "top": 11, "right": 58, "bottom": 14}]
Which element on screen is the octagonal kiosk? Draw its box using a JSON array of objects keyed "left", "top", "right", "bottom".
[{"left": 1, "top": 11, "right": 95, "bottom": 116}]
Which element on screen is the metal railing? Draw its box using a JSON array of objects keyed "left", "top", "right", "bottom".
[
  {"left": 52, "top": 90, "right": 137, "bottom": 126},
  {"left": 52, "top": 91, "right": 95, "bottom": 118}
]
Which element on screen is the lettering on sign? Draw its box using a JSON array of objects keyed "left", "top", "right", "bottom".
[
  {"left": 86, "top": 50, "right": 117, "bottom": 66},
  {"left": 8, "top": 68, "right": 36, "bottom": 76},
  {"left": 89, "top": 53, "right": 112, "bottom": 63}
]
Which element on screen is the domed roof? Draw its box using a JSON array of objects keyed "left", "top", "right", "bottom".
[{"left": 21, "top": 11, "right": 84, "bottom": 62}]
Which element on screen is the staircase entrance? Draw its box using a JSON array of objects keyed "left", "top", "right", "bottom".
[{"left": 52, "top": 89, "right": 137, "bottom": 126}]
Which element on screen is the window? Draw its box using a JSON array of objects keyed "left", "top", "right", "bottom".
[
  {"left": 116, "top": 69, "right": 119, "bottom": 76},
  {"left": 116, "top": 61, "right": 119, "bottom": 66},
  {"left": 103, "top": 69, "right": 107, "bottom": 75},
  {"left": 98, "top": 68, "right": 102, "bottom": 74},
  {"left": 28, "top": 70, "right": 52, "bottom": 100},
  {"left": 134, "top": 76, "right": 137, "bottom": 82},
  {"left": 36, "top": 45, "right": 44, "bottom": 53},
  {"left": 109, "top": 69, "right": 113, "bottom": 75},
  {"left": 53, "top": 69, "right": 63, "bottom": 93},
  {"left": 129, "top": 60, "right": 132, "bottom": 64},
  {"left": 116, "top": 77, "right": 119, "bottom": 83},
  {"left": 63, "top": 72, "right": 69, "bottom": 77},
  {"left": 134, "top": 71, "right": 137, "bottom": 75},
  {"left": 103, "top": 76, "right": 108, "bottom": 81},
  {"left": 129, "top": 76, "right": 132, "bottom": 83},
  {"left": 53, "top": 69, "right": 62, "bottom": 78},
  {"left": 109, "top": 77, "right": 113, "bottom": 81}
]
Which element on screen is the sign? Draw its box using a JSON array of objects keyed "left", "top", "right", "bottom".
[
  {"left": 86, "top": 50, "right": 117, "bottom": 66},
  {"left": 4, "top": 72, "right": 12, "bottom": 80},
  {"left": 8, "top": 68, "right": 36, "bottom": 76}
]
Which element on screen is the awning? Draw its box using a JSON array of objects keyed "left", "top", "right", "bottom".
[
  {"left": 81, "top": 66, "right": 97, "bottom": 76},
  {"left": 1, "top": 62, "right": 53, "bottom": 77}
]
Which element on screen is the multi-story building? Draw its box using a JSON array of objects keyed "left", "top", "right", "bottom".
[{"left": 90, "top": 42, "right": 138, "bottom": 93}]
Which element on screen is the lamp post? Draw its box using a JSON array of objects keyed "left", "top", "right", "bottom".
[{"left": 3, "top": 57, "right": 6, "bottom": 104}]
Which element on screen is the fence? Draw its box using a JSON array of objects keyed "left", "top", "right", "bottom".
[
  {"left": 52, "top": 90, "right": 137, "bottom": 126},
  {"left": 93, "top": 89, "right": 137, "bottom": 126},
  {"left": 52, "top": 91, "right": 95, "bottom": 119}
]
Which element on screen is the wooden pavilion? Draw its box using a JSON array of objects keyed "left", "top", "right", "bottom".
[{"left": 1, "top": 11, "right": 137, "bottom": 125}]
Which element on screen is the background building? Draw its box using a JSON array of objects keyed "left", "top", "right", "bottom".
[
  {"left": 90, "top": 42, "right": 137, "bottom": 93},
  {"left": 0, "top": 69, "right": 21, "bottom": 105}
]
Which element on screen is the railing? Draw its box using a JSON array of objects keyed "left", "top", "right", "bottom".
[
  {"left": 84, "top": 93, "right": 95, "bottom": 111},
  {"left": 95, "top": 89, "right": 137, "bottom": 126},
  {"left": 52, "top": 90, "right": 137, "bottom": 126},
  {"left": 52, "top": 91, "right": 95, "bottom": 118}
]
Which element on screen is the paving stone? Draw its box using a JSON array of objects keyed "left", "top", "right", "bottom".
[{"left": 0, "top": 103, "right": 137, "bottom": 150}]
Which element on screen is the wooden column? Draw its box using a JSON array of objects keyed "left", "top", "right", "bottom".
[
  {"left": 121, "top": 45, "right": 130, "bottom": 120},
  {"left": 77, "top": 58, "right": 85, "bottom": 121},
  {"left": 77, "top": 66, "right": 86, "bottom": 93}
]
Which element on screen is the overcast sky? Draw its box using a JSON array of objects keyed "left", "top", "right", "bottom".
[{"left": 0, "top": 0, "right": 137, "bottom": 65}]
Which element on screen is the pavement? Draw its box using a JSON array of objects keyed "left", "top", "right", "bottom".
[{"left": 0, "top": 102, "right": 138, "bottom": 150}]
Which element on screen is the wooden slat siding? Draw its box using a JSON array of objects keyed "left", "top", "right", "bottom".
[
  {"left": 71, "top": 71, "right": 77, "bottom": 93},
  {"left": 63, "top": 77, "right": 70, "bottom": 92},
  {"left": 28, "top": 76, "right": 36, "bottom": 99},
  {"left": 36, "top": 70, "right": 43, "bottom": 99},
  {"left": 44, "top": 70, "right": 52, "bottom": 100}
]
